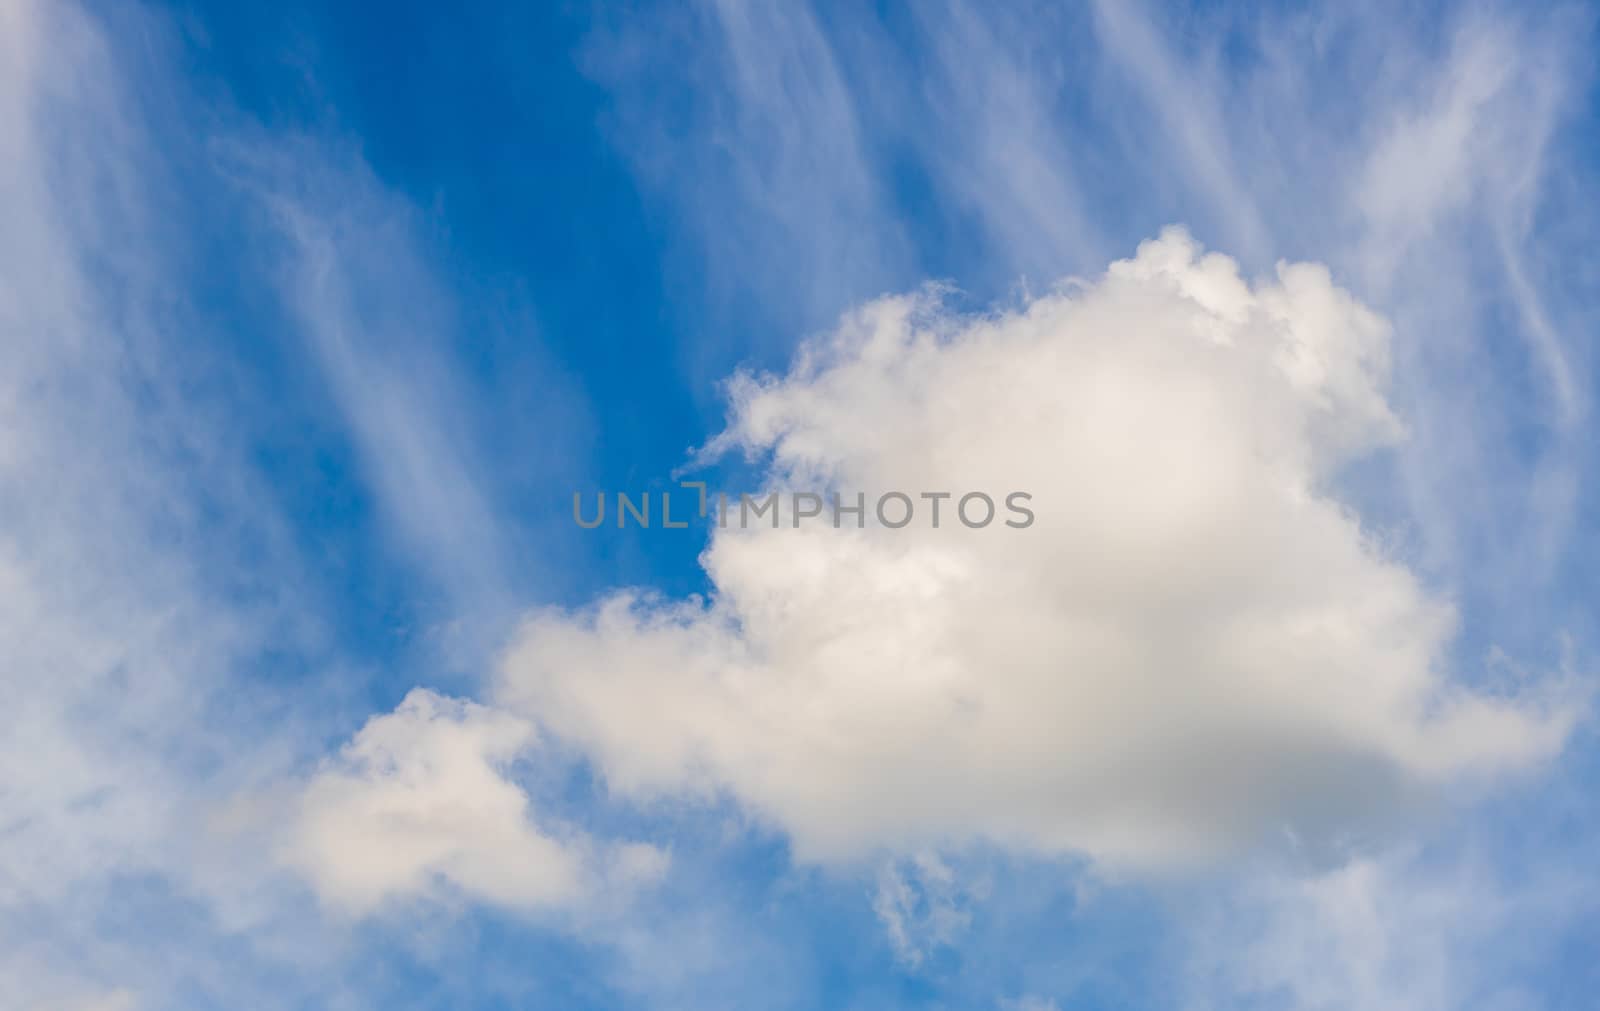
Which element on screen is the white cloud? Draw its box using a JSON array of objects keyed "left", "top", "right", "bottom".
[
  {"left": 499, "top": 229, "right": 1578, "bottom": 869},
  {"left": 282, "top": 688, "right": 664, "bottom": 916},
  {"left": 589, "top": 0, "right": 1598, "bottom": 657},
  {"left": 873, "top": 851, "right": 973, "bottom": 967}
]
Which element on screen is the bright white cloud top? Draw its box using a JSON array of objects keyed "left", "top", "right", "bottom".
[{"left": 496, "top": 229, "right": 1577, "bottom": 867}]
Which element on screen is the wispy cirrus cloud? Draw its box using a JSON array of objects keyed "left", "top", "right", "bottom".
[
  {"left": 0, "top": 1, "right": 605, "bottom": 1005},
  {"left": 0, "top": 2, "right": 319, "bottom": 1004}
]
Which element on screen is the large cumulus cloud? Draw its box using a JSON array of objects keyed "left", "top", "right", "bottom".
[{"left": 498, "top": 229, "right": 1577, "bottom": 868}]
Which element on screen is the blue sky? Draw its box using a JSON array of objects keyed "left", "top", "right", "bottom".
[{"left": 3, "top": 1, "right": 1599, "bottom": 1008}]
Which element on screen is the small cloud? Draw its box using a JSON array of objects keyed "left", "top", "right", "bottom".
[
  {"left": 279, "top": 688, "right": 660, "bottom": 916},
  {"left": 873, "top": 852, "right": 973, "bottom": 967}
]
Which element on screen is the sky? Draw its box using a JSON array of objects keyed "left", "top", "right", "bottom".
[{"left": 2, "top": 0, "right": 1599, "bottom": 1008}]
